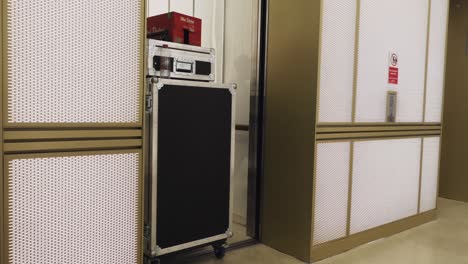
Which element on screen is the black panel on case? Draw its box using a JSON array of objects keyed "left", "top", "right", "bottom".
[
  {"left": 157, "top": 84, "right": 232, "bottom": 249},
  {"left": 195, "top": 61, "right": 212, "bottom": 76}
]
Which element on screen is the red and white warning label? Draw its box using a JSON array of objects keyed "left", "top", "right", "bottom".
[
  {"left": 388, "top": 67, "right": 399, "bottom": 85},
  {"left": 388, "top": 52, "right": 399, "bottom": 85}
]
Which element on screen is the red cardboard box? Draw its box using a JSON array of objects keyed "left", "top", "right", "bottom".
[{"left": 147, "top": 12, "right": 202, "bottom": 47}]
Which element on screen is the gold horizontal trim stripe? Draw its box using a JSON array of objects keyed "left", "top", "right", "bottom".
[
  {"left": 4, "top": 149, "right": 142, "bottom": 161},
  {"left": 316, "top": 130, "right": 441, "bottom": 141},
  {"left": 311, "top": 210, "right": 436, "bottom": 262},
  {"left": 317, "top": 125, "right": 441, "bottom": 134},
  {"left": 4, "top": 139, "right": 142, "bottom": 153},
  {"left": 3, "top": 122, "right": 142, "bottom": 129},
  {"left": 4, "top": 130, "right": 142, "bottom": 141},
  {"left": 317, "top": 122, "right": 441, "bottom": 127}
]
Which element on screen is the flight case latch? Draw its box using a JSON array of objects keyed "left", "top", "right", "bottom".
[{"left": 145, "top": 94, "right": 153, "bottom": 112}]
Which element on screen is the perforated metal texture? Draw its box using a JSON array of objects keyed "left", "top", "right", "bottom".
[
  {"left": 6, "top": 152, "right": 140, "bottom": 264},
  {"left": 420, "top": 137, "right": 440, "bottom": 212},
  {"left": 355, "top": 0, "right": 429, "bottom": 122},
  {"left": 425, "top": 0, "right": 449, "bottom": 122},
  {"left": 318, "top": 0, "right": 356, "bottom": 123},
  {"left": 351, "top": 138, "right": 421, "bottom": 234},
  {"left": 5, "top": 0, "right": 142, "bottom": 125},
  {"left": 313, "top": 142, "right": 350, "bottom": 245}
]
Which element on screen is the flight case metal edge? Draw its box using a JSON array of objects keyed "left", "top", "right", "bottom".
[{"left": 144, "top": 77, "right": 236, "bottom": 259}]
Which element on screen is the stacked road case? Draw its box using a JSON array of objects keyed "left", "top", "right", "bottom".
[
  {"left": 147, "top": 40, "right": 215, "bottom": 81},
  {"left": 144, "top": 41, "right": 236, "bottom": 263}
]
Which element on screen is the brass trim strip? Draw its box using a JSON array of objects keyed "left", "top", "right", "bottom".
[
  {"left": 310, "top": 0, "right": 325, "bottom": 249},
  {"left": 346, "top": 142, "right": 354, "bottom": 235},
  {"left": 4, "top": 130, "right": 142, "bottom": 141},
  {"left": 417, "top": 138, "right": 425, "bottom": 213},
  {"left": 317, "top": 122, "right": 441, "bottom": 127},
  {"left": 436, "top": 0, "right": 450, "bottom": 208},
  {"left": 314, "top": 0, "right": 324, "bottom": 124},
  {"left": 351, "top": 0, "right": 361, "bottom": 122},
  {"left": 319, "top": 135, "right": 441, "bottom": 145},
  {"left": 3, "top": 151, "right": 8, "bottom": 264},
  {"left": 3, "top": 123, "right": 143, "bottom": 129},
  {"left": 1, "top": 0, "right": 5, "bottom": 262},
  {"left": 311, "top": 210, "right": 436, "bottom": 262},
  {"left": 317, "top": 125, "right": 441, "bottom": 134},
  {"left": 317, "top": 130, "right": 441, "bottom": 141},
  {"left": 422, "top": 0, "right": 432, "bottom": 122},
  {"left": 4, "top": 139, "right": 142, "bottom": 153},
  {"left": 138, "top": 4, "right": 145, "bottom": 263},
  {"left": 138, "top": 0, "right": 146, "bottom": 186},
  {"left": 137, "top": 130, "right": 144, "bottom": 264},
  {"left": 310, "top": 0, "right": 324, "bottom": 251},
  {"left": 310, "top": 140, "right": 319, "bottom": 248},
  {"left": 138, "top": 1, "right": 146, "bottom": 261}
]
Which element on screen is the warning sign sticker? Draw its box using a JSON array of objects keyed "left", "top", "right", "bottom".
[
  {"left": 388, "top": 52, "right": 399, "bottom": 85},
  {"left": 388, "top": 67, "right": 399, "bottom": 85}
]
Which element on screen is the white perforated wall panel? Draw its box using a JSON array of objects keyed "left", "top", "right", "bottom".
[
  {"left": 7, "top": 152, "right": 140, "bottom": 264},
  {"left": 420, "top": 137, "right": 440, "bottom": 212},
  {"left": 6, "top": 0, "right": 142, "bottom": 125},
  {"left": 425, "top": 0, "right": 449, "bottom": 122},
  {"left": 351, "top": 138, "right": 421, "bottom": 234},
  {"left": 355, "top": 0, "right": 429, "bottom": 122},
  {"left": 313, "top": 142, "right": 350, "bottom": 245},
  {"left": 318, "top": 0, "right": 356, "bottom": 123}
]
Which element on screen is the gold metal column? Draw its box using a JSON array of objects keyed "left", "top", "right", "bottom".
[
  {"left": 261, "top": 0, "right": 447, "bottom": 262},
  {"left": 440, "top": 1, "right": 468, "bottom": 202},
  {"left": 261, "top": 0, "right": 321, "bottom": 261}
]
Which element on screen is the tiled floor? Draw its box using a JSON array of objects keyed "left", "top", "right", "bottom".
[{"left": 193, "top": 198, "right": 468, "bottom": 264}]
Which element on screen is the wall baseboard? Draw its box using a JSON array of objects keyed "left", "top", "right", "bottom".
[{"left": 310, "top": 210, "right": 437, "bottom": 262}]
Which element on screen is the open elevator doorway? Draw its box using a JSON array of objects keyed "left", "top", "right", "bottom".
[{"left": 145, "top": 0, "right": 265, "bottom": 253}]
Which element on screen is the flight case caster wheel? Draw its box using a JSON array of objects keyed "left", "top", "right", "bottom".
[{"left": 213, "top": 244, "right": 226, "bottom": 259}]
